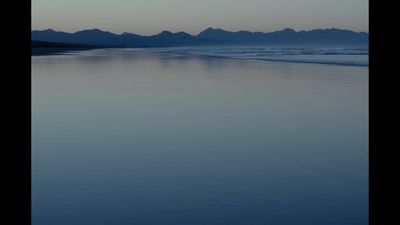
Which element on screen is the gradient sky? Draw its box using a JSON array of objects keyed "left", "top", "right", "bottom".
[{"left": 32, "top": 0, "right": 368, "bottom": 35}]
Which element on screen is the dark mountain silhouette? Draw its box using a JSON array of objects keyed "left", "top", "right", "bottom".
[
  {"left": 198, "top": 27, "right": 368, "bottom": 46},
  {"left": 32, "top": 27, "right": 368, "bottom": 48},
  {"left": 31, "top": 29, "right": 225, "bottom": 47}
]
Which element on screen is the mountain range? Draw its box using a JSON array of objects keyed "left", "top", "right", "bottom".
[{"left": 32, "top": 27, "right": 368, "bottom": 47}]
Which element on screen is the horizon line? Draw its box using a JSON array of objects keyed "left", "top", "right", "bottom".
[{"left": 31, "top": 26, "right": 369, "bottom": 36}]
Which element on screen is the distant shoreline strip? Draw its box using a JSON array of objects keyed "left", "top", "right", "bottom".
[
  {"left": 31, "top": 47, "right": 368, "bottom": 67},
  {"left": 32, "top": 47, "right": 104, "bottom": 56}
]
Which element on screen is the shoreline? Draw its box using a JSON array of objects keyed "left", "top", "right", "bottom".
[
  {"left": 31, "top": 47, "right": 368, "bottom": 67},
  {"left": 32, "top": 47, "right": 105, "bottom": 56},
  {"left": 31, "top": 40, "right": 111, "bottom": 56}
]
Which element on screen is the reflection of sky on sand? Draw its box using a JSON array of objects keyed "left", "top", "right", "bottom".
[{"left": 32, "top": 49, "right": 368, "bottom": 225}]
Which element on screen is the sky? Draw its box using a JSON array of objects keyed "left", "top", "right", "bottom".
[{"left": 32, "top": 0, "right": 368, "bottom": 35}]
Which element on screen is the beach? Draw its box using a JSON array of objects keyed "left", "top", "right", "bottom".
[{"left": 32, "top": 48, "right": 368, "bottom": 225}]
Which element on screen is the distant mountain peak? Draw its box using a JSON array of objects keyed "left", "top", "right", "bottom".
[
  {"left": 32, "top": 27, "right": 368, "bottom": 48},
  {"left": 176, "top": 31, "right": 190, "bottom": 35},
  {"left": 75, "top": 28, "right": 114, "bottom": 34},
  {"left": 160, "top": 30, "right": 173, "bottom": 34},
  {"left": 122, "top": 32, "right": 141, "bottom": 36},
  {"left": 34, "top": 28, "right": 58, "bottom": 33},
  {"left": 280, "top": 28, "right": 296, "bottom": 33},
  {"left": 155, "top": 31, "right": 194, "bottom": 39},
  {"left": 198, "top": 27, "right": 229, "bottom": 37},
  {"left": 203, "top": 27, "right": 216, "bottom": 31}
]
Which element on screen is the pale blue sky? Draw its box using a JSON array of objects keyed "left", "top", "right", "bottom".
[{"left": 32, "top": 0, "right": 368, "bottom": 35}]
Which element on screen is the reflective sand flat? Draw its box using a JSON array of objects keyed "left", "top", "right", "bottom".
[{"left": 32, "top": 49, "right": 368, "bottom": 225}]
